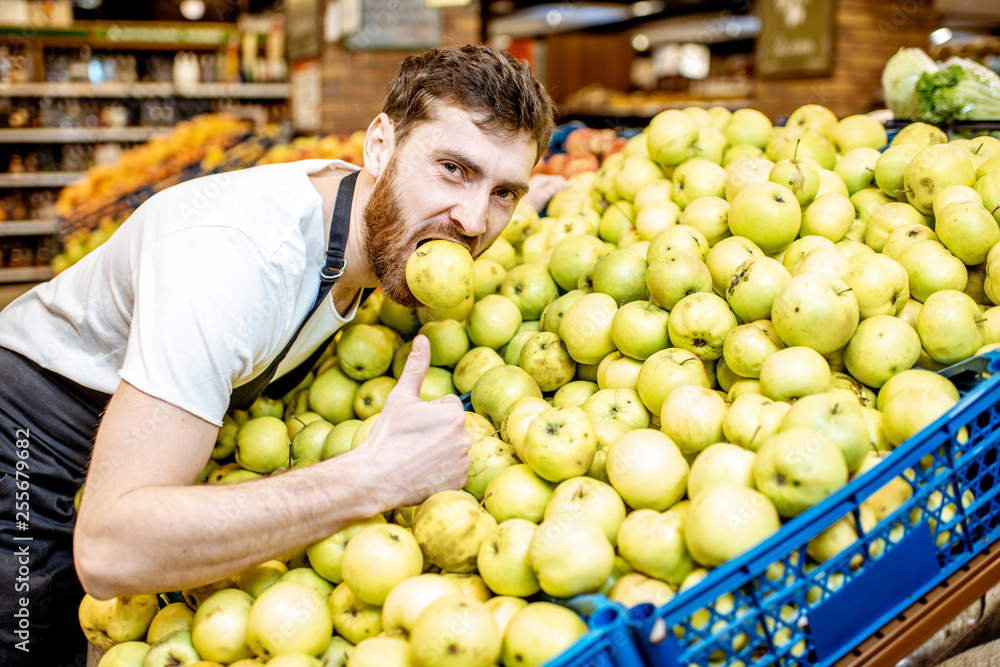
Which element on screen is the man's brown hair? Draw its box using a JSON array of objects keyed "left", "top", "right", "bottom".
[{"left": 383, "top": 45, "right": 556, "bottom": 163}]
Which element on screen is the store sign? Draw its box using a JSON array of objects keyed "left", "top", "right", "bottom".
[
  {"left": 287, "top": 0, "right": 321, "bottom": 61},
  {"left": 756, "top": 0, "right": 834, "bottom": 78},
  {"left": 344, "top": 0, "right": 441, "bottom": 50}
]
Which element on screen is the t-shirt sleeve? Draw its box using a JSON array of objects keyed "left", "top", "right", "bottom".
[{"left": 120, "top": 225, "right": 295, "bottom": 426}]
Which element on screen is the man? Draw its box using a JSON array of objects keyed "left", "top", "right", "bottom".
[{"left": 0, "top": 44, "right": 556, "bottom": 665}]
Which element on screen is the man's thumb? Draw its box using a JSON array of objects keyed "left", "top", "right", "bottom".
[{"left": 395, "top": 334, "right": 431, "bottom": 396}]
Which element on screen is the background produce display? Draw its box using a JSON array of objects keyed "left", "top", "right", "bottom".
[{"left": 80, "top": 101, "right": 1000, "bottom": 667}]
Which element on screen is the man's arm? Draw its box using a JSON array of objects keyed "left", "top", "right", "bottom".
[{"left": 74, "top": 336, "right": 470, "bottom": 600}]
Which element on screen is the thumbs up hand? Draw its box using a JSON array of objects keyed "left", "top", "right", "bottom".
[{"left": 357, "top": 335, "right": 471, "bottom": 508}]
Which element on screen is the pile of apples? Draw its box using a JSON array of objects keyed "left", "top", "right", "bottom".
[
  {"left": 531, "top": 127, "right": 627, "bottom": 179},
  {"left": 83, "top": 103, "right": 1000, "bottom": 667}
]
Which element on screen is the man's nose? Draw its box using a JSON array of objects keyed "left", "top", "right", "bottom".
[{"left": 451, "top": 193, "right": 489, "bottom": 238}]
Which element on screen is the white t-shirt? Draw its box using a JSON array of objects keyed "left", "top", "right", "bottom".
[{"left": 0, "top": 159, "right": 361, "bottom": 426}]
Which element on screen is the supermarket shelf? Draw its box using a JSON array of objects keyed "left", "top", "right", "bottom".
[
  {"left": 0, "top": 82, "right": 291, "bottom": 99},
  {"left": 0, "top": 127, "right": 165, "bottom": 143},
  {"left": 0, "top": 266, "right": 53, "bottom": 283},
  {"left": 0, "top": 172, "right": 84, "bottom": 187},
  {"left": 0, "top": 219, "right": 59, "bottom": 236}
]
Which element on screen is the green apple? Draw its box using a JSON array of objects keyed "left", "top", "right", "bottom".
[
  {"left": 610, "top": 300, "right": 670, "bottom": 361},
  {"left": 759, "top": 346, "right": 831, "bottom": 402},
  {"left": 477, "top": 519, "right": 540, "bottom": 597},
  {"left": 466, "top": 294, "right": 523, "bottom": 351},
  {"left": 581, "top": 387, "right": 650, "bottom": 431},
  {"left": 829, "top": 114, "right": 887, "bottom": 153},
  {"left": 876, "top": 368, "right": 960, "bottom": 412},
  {"left": 521, "top": 406, "right": 597, "bottom": 482},
  {"left": 844, "top": 315, "right": 922, "bottom": 388},
  {"left": 340, "top": 524, "right": 423, "bottom": 606},
  {"left": 420, "top": 366, "right": 457, "bottom": 401},
  {"left": 321, "top": 419, "right": 362, "bottom": 460},
  {"left": 725, "top": 256, "right": 791, "bottom": 322},
  {"left": 327, "top": 582, "right": 381, "bottom": 645},
  {"left": 146, "top": 603, "right": 194, "bottom": 646},
  {"left": 753, "top": 428, "right": 849, "bottom": 517},
  {"left": 633, "top": 178, "right": 673, "bottom": 212},
  {"left": 245, "top": 581, "right": 332, "bottom": 659},
  {"left": 289, "top": 419, "right": 334, "bottom": 461},
  {"left": 529, "top": 512, "right": 615, "bottom": 597},
  {"left": 501, "top": 396, "right": 552, "bottom": 459},
  {"left": 614, "top": 155, "right": 666, "bottom": 201},
  {"left": 381, "top": 573, "right": 462, "bottom": 636},
  {"left": 413, "top": 490, "right": 497, "bottom": 573},
  {"left": 728, "top": 182, "right": 801, "bottom": 254},
  {"left": 687, "top": 442, "right": 756, "bottom": 498},
  {"left": 410, "top": 596, "right": 501, "bottom": 667},
  {"left": 705, "top": 235, "right": 764, "bottom": 294},
  {"left": 693, "top": 125, "right": 728, "bottom": 164},
  {"left": 917, "top": 289, "right": 985, "bottom": 364},
  {"left": 722, "top": 319, "right": 786, "bottom": 378},
  {"left": 596, "top": 351, "right": 643, "bottom": 390},
  {"left": 592, "top": 248, "right": 649, "bottom": 305},
  {"left": 781, "top": 235, "right": 834, "bottom": 273},
  {"left": 771, "top": 272, "right": 859, "bottom": 354},
  {"left": 851, "top": 188, "right": 895, "bottom": 224},
  {"left": 881, "top": 387, "right": 958, "bottom": 446},
  {"left": 725, "top": 108, "right": 773, "bottom": 149},
  {"left": 607, "top": 572, "right": 676, "bottom": 609},
  {"left": 933, "top": 184, "right": 983, "bottom": 219},
  {"left": 380, "top": 296, "right": 421, "bottom": 336},
  {"left": 280, "top": 567, "right": 334, "bottom": 599},
  {"left": 892, "top": 121, "right": 947, "bottom": 149},
  {"left": 904, "top": 143, "right": 976, "bottom": 215},
  {"left": 559, "top": 292, "right": 618, "bottom": 365},
  {"left": 237, "top": 559, "right": 287, "bottom": 598},
  {"left": 842, "top": 254, "right": 909, "bottom": 319},
  {"left": 616, "top": 507, "right": 695, "bottom": 586},
  {"left": 606, "top": 428, "right": 689, "bottom": 510},
  {"left": 659, "top": 384, "right": 727, "bottom": 457},
  {"left": 474, "top": 258, "right": 507, "bottom": 301},
  {"left": 647, "top": 223, "right": 710, "bottom": 263},
  {"left": 647, "top": 109, "right": 699, "bottom": 166},
  {"left": 875, "top": 143, "right": 922, "bottom": 200},
  {"left": 539, "top": 290, "right": 586, "bottom": 335},
  {"left": 791, "top": 246, "right": 851, "bottom": 279},
  {"left": 897, "top": 240, "right": 968, "bottom": 302},
  {"left": 465, "top": 436, "right": 518, "bottom": 501},
  {"left": 725, "top": 156, "right": 775, "bottom": 201},
  {"left": 78, "top": 593, "right": 159, "bottom": 651},
  {"left": 645, "top": 250, "right": 713, "bottom": 310},
  {"left": 936, "top": 201, "right": 1000, "bottom": 265},
  {"left": 834, "top": 147, "right": 881, "bottom": 196},
  {"left": 235, "top": 417, "right": 291, "bottom": 474},
  {"left": 722, "top": 393, "right": 791, "bottom": 452},
  {"left": 500, "top": 263, "right": 559, "bottom": 321},
  {"left": 483, "top": 464, "right": 556, "bottom": 524},
  {"left": 633, "top": 199, "right": 681, "bottom": 241},
  {"left": 143, "top": 630, "right": 201, "bottom": 667},
  {"left": 552, "top": 380, "right": 600, "bottom": 408},
  {"left": 786, "top": 104, "right": 838, "bottom": 136},
  {"left": 769, "top": 152, "right": 820, "bottom": 207},
  {"left": 672, "top": 157, "right": 728, "bottom": 208},
  {"left": 723, "top": 143, "right": 764, "bottom": 167},
  {"left": 636, "top": 347, "right": 711, "bottom": 416},
  {"left": 776, "top": 132, "right": 836, "bottom": 170},
  {"left": 419, "top": 319, "right": 470, "bottom": 367},
  {"left": 543, "top": 476, "right": 626, "bottom": 547},
  {"left": 597, "top": 201, "right": 636, "bottom": 246},
  {"left": 500, "top": 602, "right": 587, "bottom": 667},
  {"left": 667, "top": 292, "right": 739, "bottom": 362},
  {"left": 684, "top": 484, "right": 781, "bottom": 567},
  {"left": 191, "top": 589, "right": 254, "bottom": 664},
  {"left": 213, "top": 414, "right": 240, "bottom": 459},
  {"left": 548, "top": 234, "right": 606, "bottom": 292},
  {"left": 453, "top": 346, "right": 505, "bottom": 395},
  {"left": 779, "top": 391, "right": 870, "bottom": 472},
  {"left": 95, "top": 641, "right": 150, "bottom": 667},
  {"left": 546, "top": 213, "right": 597, "bottom": 249},
  {"left": 817, "top": 168, "right": 851, "bottom": 198},
  {"left": 765, "top": 127, "right": 802, "bottom": 162},
  {"left": 881, "top": 224, "right": 938, "bottom": 261},
  {"left": 471, "top": 364, "right": 543, "bottom": 427},
  {"left": 975, "top": 171, "right": 1000, "bottom": 225},
  {"left": 864, "top": 202, "right": 926, "bottom": 252},
  {"left": 680, "top": 196, "right": 731, "bottom": 246},
  {"left": 406, "top": 240, "right": 474, "bottom": 310},
  {"left": 308, "top": 367, "right": 359, "bottom": 425},
  {"left": 344, "top": 636, "right": 410, "bottom": 667}
]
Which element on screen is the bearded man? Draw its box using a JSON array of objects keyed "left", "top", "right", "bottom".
[{"left": 0, "top": 44, "right": 557, "bottom": 666}]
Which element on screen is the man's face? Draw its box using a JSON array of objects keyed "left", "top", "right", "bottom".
[{"left": 362, "top": 105, "right": 537, "bottom": 308}]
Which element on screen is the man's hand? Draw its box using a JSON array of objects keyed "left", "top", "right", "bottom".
[
  {"left": 523, "top": 173, "right": 569, "bottom": 213},
  {"left": 357, "top": 334, "right": 471, "bottom": 508}
]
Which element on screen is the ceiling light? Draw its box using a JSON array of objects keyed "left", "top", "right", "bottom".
[
  {"left": 180, "top": 0, "right": 206, "bottom": 20},
  {"left": 930, "top": 27, "right": 953, "bottom": 45}
]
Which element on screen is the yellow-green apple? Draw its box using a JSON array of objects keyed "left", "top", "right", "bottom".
[
  {"left": 876, "top": 369, "right": 959, "bottom": 412},
  {"left": 779, "top": 392, "right": 869, "bottom": 472},
  {"left": 917, "top": 289, "right": 985, "bottom": 364},
  {"left": 771, "top": 273, "right": 859, "bottom": 354},
  {"left": 592, "top": 248, "right": 649, "bottom": 305},
  {"left": 817, "top": 168, "right": 851, "bottom": 198},
  {"left": 471, "top": 365, "right": 543, "bottom": 428},
  {"left": 851, "top": 188, "right": 896, "bottom": 223},
  {"left": 875, "top": 143, "right": 922, "bottom": 200},
  {"left": 610, "top": 300, "right": 670, "bottom": 361},
  {"left": 500, "top": 396, "right": 551, "bottom": 457},
  {"left": 245, "top": 582, "right": 332, "bottom": 659},
  {"left": 634, "top": 199, "right": 681, "bottom": 241},
  {"left": 143, "top": 630, "right": 200, "bottom": 667},
  {"left": 672, "top": 158, "right": 728, "bottom": 208},
  {"left": 419, "top": 366, "right": 456, "bottom": 401},
  {"left": 528, "top": 513, "right": 615, "bottom": 597},
  {"left": 78, "top": 593, "right": 159, "bottom": 651},
  {"left": 581, "top": 388, "right": 651, "bottom": 431},
  {"left": 308, "top": 367, "right": 359, "bottom": 425},
  {"left": 728, "top": 379, "right": 762, "bottom": 400},
  {"left": 147, "top": 602, "right": 195, "bottom": 645},
  {"left": 844, "top": 315, "right": 922, "bottom": 388},
  {"left": 340, "top": 524, "right": 423, "bottom": 606},
  {"left": 616, "top": 506, "right": 696, "bottom": 586},
  {"left": 596, "top": 351, "right": 643, "bottom": 391},
  {"left": 453, "top": 347, "right": 505, "bottom": 395},
  {"left": 975, "top": 171, "right": 1000, "bottom": 225},
  {"left": 680, "top": 196, "right": 732, "bottom": 246},
  {"left": 687, "top": 442, "right": 756, "bottom": 498},
  {"left": 897, "top": 240, "right": 968, "bottom": 302},
  {"left": 606, "top": 428, "right": 689, "bottom": 510},
  {"left": 759, "top": 346, "right": 831, "bottom": 402},
  {"left": 782, "top": 235, "right": 834, "bottom": 273},
  {"left": 636, "top": 347, "right": 711, "bottom": 415},
  {"left": 484, "top": 597, "right": 529, "bottom": 638},
  {"left": 381, "top": 295, "right": 422, "bottom": 336},
  {"left": 476, "top": 519, "right": 540, "bottom": 598},
  {"left": 608, "top": 573, "right": 676, "bottom": 608},
  {"left": 474, "top": 258, "right": 507, "bottom": 301},
  {"left": 559, "top": 292, "right": 618, "bottom": 365},
  {"left": 540, "top": 290, "right": 586, "bottom": 335},
  {"left": 728, "top": 182, "right": 801, "bottom": 254},
  {"left": 933, "top": 184, "right": 983, "bottom": 219},
  {"left": 936, "top": 201, "right": 1000, "bottom": 265},
  {"left": 881, "top": 387, "right": 958, "bottom": 446},
  {"left": 327, "top": 582, "right": 381, "bottom": 645},
  {"left": 808, "top": 505, "right": 877, "bottom": 566},
  {"left": 546, "top": 214, "right": 597, "bottom": 249},
  {"left": 352, "top": 378, "right": 395, "bottom": 421},
  {"left": 834, "top": 147, "right": 881, "bottom": 196},
  {"left": 722, "top": 319, "right": 786, "bottom": 378},
  {"left": 667, "top": 292, "right": 739, "bottom": 362},
  {"left": 725, "top": 256, "right": 791, "bottom": 322},
  {"left": 517, "top": 332, "right": 576, "bottom": 393},
  {"left": 684, "top": 484, "right": 781, "bottom": 567},
  {"left": 765, "top": 127, "right": 803, "bottom": 163},
  {"left": 842, "top": 254, "right": 909, "bottom": 319},
  {"left": 830, "top": 114, "right": 887, "bottom": 153},
  {"left": 190, "top": 589, "right": 254, "bottom": 664},
  {"left": 693, "top": 125, "right": 728, "bottom": 164},
  {"left": 280, "top": 567, "right": 335, "bottom": 599},
  {"left": 500, "top": 602, "right": 587, "bottom": 667},
  {"left": 860, "top": 406, "right": 892, "bottom": 452},
  {"left": 521, "top": 406, "right": 597, "bottom": 482},
  {"left": 904, "top": 143, "right": 976, "bottom": 215},
  {"left": 864, "top": 202, "right": 926, "bottom": 252},
  {"left": 645, "top": 250, "right": 713, "bottom": 310},
  {"left": 837, "top": 238, "right": 876, "bottom": 261},
  {"left": 418, "top": 319, "right": 471, "bottom": 366},
  {"left": 647, "top": 223, "right": 710, "bottom": 263},
  {"left": 891, "top": 121, "right": 947, "bottom": 149},
  {"left": 543, "top": 476, "right": 626, "bottom": 546},
  {"left": 725, "top": 156, "right": 775, "bottom": 201},
  {"left": 500, "top": 263, "right": 559, "bottom": 321},
  {"left": 648, "top": 109, "right": 700, "bottom": 166},
  {"left": 381, "top": 573, "right": 461, "bottom": 636},
  {"left": 881, "top": 224, "right": 938, "bottom": 262},
  {"left": 769, "top": 151, "right": 820, "bottom": 207},
  {"left": 725, "top": 108, "right": 773, "bottom": 149},
  {"left": 406, "top": 240, "right": 474, "bottom": 310},
  {"left": 319, "top": 419, "right": 360, "bottom": 460},
  {"left": 520, "top": 232, "right": 550, "bottom": 265},
  {"left": 238, "top": 560, "right": 290, "bottom": 600},
  {"left": 786, "top": 104, "right": 838, "bottom": 136},
  {"left": 723, "top": 143, "right": 764, "bottom": 167},
  {"left": 483, "top": 464, "right": 556, "bottom": 524},
  {"left": 588, "top": 420, "right": 627, "bottom": 483},
  {"left": 413, "top": 490, "right": 497, "bottom": 573},
  {"left": 409, "top": 596, "right": 501, "bottom": 667},
  {"left": 95, "top": 641, "right": 150, "bottom": 667},
  {"left": 235, "top": 417, "right": 291, "bottom": 474},
  {"left": 553, "top": 380, "right": 600, "bottom": 408},
  {"left": 548, "top": 235, "right": 606, "bottom": 292},
  {"left": 705, "top": 235, "right": 764, "bottom": 295},
  {"left": 464, "top": 436, "right": 518, "bottom": 501},
  {"left": 753, "top": 428, "right": 849, "bottom": 517},
  {"left": 612, "top": 155, "right": 664, "bottom": 202},
  {"left": 659, "top": 384, "right": 727, "bottom": 457},
  {"left": 598, "top": 201, "right": 636, "bottom": 245},
  {"left": 633, "top": 179, "right": 673, "bottom": 211},
  {"left": 345, "top": 636, "right": 409, "bottom": 666}
]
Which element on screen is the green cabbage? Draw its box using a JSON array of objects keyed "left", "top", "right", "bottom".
[
  {"left": 915, "top": 57, "right": 1000, "bottom": 122},
  {"left": 882, "top": 48, "right": 938, "bottom": 120}
]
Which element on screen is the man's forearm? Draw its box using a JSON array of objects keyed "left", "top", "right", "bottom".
[{"left": 75, "top": 451, "right": 384, "bottom": 599}]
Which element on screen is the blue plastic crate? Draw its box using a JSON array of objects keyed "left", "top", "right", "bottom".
[
  {"left": 544, "top": 596, "right": 648, "bottom": 667},
  {"left": 625, "top": 351, "right": 1000, "bottom": 667}
]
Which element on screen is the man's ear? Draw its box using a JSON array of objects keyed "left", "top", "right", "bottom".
[{"left": 363, "top": 113, "right": 394, "bottom": 181}]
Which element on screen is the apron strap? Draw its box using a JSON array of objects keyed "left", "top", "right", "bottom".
[{"left": 229, "top": 170, "right": 361, "bottom": 411}]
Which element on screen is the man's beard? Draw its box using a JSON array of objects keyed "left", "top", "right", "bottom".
[{"left": 362, "top": 157, "right": 479, "bottom": 309}]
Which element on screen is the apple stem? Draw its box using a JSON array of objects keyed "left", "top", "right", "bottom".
[
  {"left": 975, "top": 318, "right": 987, "bottom": 325},
  {"left": 992, "top": 204, "right": 1000, "bottom": 216},
  {"left": 288, "top": 441, "right": 294, "bottom": 469},
  {"left": 793, "top": 138, "right": 801, "bottom": 162},
  {"left": 837, "top": 288, "right": 854, "bottom": 295}
]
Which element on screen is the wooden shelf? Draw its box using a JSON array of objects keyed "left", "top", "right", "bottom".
[
  {"left": 0, "top": 82, "right": 291, "bottom": 99},
  {"left": 0, "top": 266, "right": 53, "bottom": 283},
  {"left": 0, "top": 127, "right": 165, "bottom": 143},
  {"left": 0, "top": 219, "right": 58, "bottom": 236},
  {"left": 0, "top": 172, "right": 83, "bottom": 187}
]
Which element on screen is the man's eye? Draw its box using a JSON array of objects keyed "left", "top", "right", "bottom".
[
  {"left": 496, "top": 189, "right": 516, "bottom": 201},
  {"left": 443, "top": 162, "right": 459, "bottom": 174}
]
